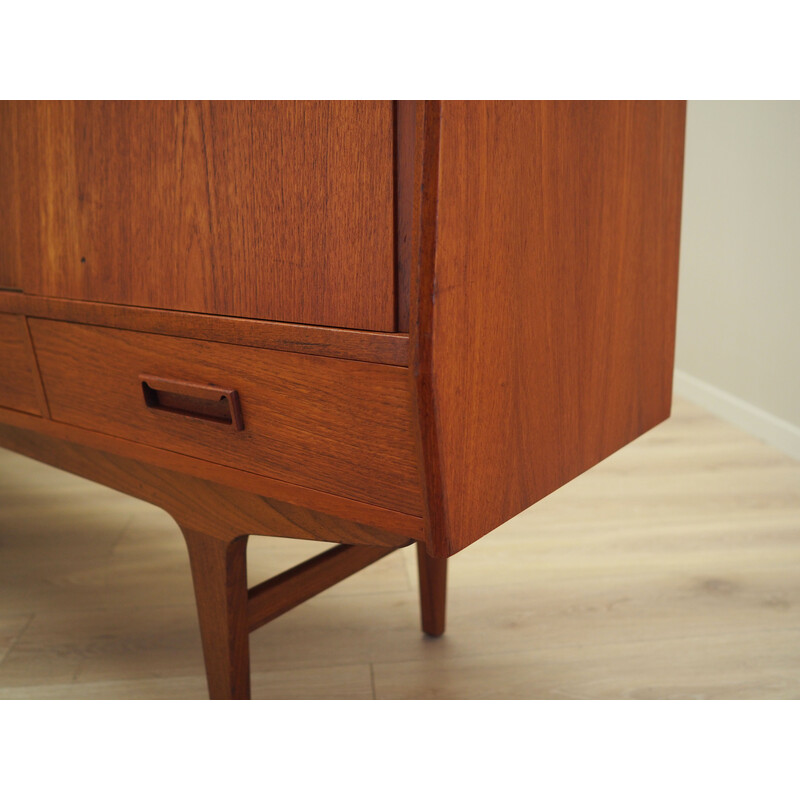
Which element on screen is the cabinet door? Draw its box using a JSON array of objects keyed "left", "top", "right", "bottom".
[{"left": 2, "top": 101, "right": 395, "bottom": 331}]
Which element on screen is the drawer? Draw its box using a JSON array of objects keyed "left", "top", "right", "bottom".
[
  {"left": 0, "top": 312, "right": 42, "bottom": 415},
  {"left": 29, "top": 319, "right": 422, "bottom": 515}
]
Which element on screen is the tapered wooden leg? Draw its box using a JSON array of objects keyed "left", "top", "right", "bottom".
[
  {"left": 417, "top": 542, "right": 447, "bottom": 636},
  {"left": 181, "top": 528, "right": 250, "bottom": 700}
]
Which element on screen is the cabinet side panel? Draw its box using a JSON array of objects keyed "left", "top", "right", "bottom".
[
  {"left": 420, "top": 101, "right": 685, "bottom": 555},
  {"left": 9, "top": 101, "right": 395, "bottom": 331}
]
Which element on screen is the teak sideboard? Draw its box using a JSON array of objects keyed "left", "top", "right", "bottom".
[{"left": 0, "top": 101, "right": 686, "bottom": 699}]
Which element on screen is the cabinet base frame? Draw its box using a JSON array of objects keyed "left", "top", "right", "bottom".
[
  {"left": 0, "top": 422, "right": 446, "bottom": 700},
  {"left": 183, "top": 532, "right": 428, "bottom": 699}
]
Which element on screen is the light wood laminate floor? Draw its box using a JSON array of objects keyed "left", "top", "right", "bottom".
[{"left": 1, "top": 396, "right": 798, "bottom": 699}]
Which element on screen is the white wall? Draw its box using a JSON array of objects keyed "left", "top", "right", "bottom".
[{"left": 674, "top": 101, "right": 800, "bottom": 460}]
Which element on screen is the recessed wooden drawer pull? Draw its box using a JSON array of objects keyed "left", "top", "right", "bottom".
[{"left": 140, "top": 374, "right": 244, "bottom": 431}]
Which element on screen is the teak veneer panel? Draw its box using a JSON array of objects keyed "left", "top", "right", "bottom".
[
  {"left": 30, "top": 319, "right": 422, "bottom": 515},
  {"left": 0, "top": 105, "right": 22, "bottom": 289},
  {"left": 4, "top": 101, "right": 395, "bottom": 331},
  {"left": 0, "top": 313, "right": 43, "bottom": 415},
  {"left": 413, "top": 101, "right": 686, "bottom": 556},
  {"left": 0, "top": 423, "right": 410, "bottom": 548},
  {"left": 0, "top": 404, "right": 423, "bottom": 538}
]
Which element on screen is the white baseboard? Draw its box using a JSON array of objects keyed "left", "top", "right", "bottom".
[{"left": 673, "top": 370, "right": 800, "bottom": 462}]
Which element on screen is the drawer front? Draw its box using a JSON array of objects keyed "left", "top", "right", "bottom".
[
  {"left": 0, "top": 313, "right": 42, "bottom": 415},
  {"left": 30, "top": 320, "right": 422, "bottom": 515}
]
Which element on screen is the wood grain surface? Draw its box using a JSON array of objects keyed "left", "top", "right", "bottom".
[
  {"left": 413, "top": 101, "right": 686, "bottom": 556},
  {"left": 0, "top": 313, "right": 44, "bottom": 415},
  {"left": 416, "top": 543, "right": 447, "bottom": 636},
  {"left": 29, "top": 319, "right": 422, "bottom": 515},
  {"left": 0, "top": 292, "right": 409, "bottom": 365},
  {"left": 0, "top": 105, "right": 22, "bottom": 289},
  {"left": 2, "top": 101, "right": 395, "bottom": 330},
  {"left": 0, "top": 422, "right": 411, "bottom": 548},
  {"left": 394, "top": 100, "right": 422, "bottom": 332},
  {"left": 0, "top": 405, "right": 424, "bottom": 538},
  {"left": 247, "top": 543, "right": 404, "bottom": 632},
  {"left": 181, "top": 530, "right": 250, "bottom": 699}
]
